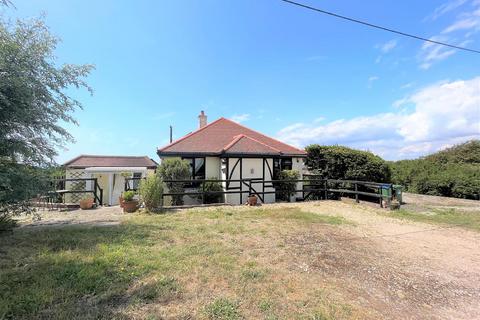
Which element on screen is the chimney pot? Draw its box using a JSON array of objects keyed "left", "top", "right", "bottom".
[{"left": 198, "top": 110, "right": 207, "bottom": 128}]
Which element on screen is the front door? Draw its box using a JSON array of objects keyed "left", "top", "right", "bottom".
[{"left": 93, "top": 173, "right": 110, "bottom": 205}]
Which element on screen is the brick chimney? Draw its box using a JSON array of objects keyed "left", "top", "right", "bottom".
[{"left": 198, "top": 110, "right": 207, "bottom": 128}]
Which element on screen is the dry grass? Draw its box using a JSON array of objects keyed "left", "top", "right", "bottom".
[
  {"left": 0, "top": 207, "right": 361, "bottom": 320},
  {"left": 3, "top": 198, "right": 479, "bottom": 320}
]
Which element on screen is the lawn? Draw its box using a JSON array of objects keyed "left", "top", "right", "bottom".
[{"left": 0, "top": 207, "right": 358, "bottom": 320}]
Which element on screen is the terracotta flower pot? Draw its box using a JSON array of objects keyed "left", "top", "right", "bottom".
[
  {"left": 123, "top": 200, "right": 138, "bottom": 213},
  {"left": 247, "top": 195, "right": 257, "bottom": 206},
  {"left": 79, "top": 198, "right": 94, "bottom": 210}
]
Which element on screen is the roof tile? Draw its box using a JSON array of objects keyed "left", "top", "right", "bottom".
[
  {"left": 64, "top": 155, "right": 158, "bottom": 168},
  {"left": 158, "top": 118, "right": 306, "bottom": 156}
]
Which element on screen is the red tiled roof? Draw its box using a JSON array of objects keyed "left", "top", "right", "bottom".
[
  {"left": 158, "top": 118, "right": 306, "bottom": 157},
  {"left": 63, "top": 155, "right": 158, "bottom": 168}
]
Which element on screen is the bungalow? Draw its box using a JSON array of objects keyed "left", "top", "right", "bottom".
[
  {"left": 63, "top": 155, "right": 157, "bottom": 205},
  {"left": 157, "top": 111, "right": 307, "bottom": 205}
]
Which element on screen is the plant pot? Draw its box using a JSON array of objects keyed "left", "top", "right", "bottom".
[
  {"left": 119, "top": 196, "right": 124, "bottom": 208},
  {"left": 247, "top": 195, "right": 257, "bottom": 206},
  {"left": 390, "top": 200, "right": 401, "bottom": 210},
  {"left": 79, "top": 198, "right": 94, "bottom": 210},
  {"left": 123, "top": 200, "right": 138, "bottom": 213}
]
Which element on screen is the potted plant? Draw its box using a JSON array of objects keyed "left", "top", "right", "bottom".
[
  {"left": 119, "top": 172, "right": 133, "bottom": 207},
  {"left": 247, "top": 194, "right": 257, "bottom": 206},
  {"left": 79, "top": 196, "right": 94, "bottom": 210},
  {"left": 122, "top": 190, "right": 138, "bottom": 213}
]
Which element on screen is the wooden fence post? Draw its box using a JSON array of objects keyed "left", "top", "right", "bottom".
[
  {"left": 355, "top": 183, "right": 359, "bottom": 203},
  {"left": 324, "top": 180, "right": 328, "bottom": 200}
]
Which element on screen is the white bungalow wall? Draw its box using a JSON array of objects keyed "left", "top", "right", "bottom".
[{"left": 223, "top": 157, "right": 275, "bottom": 205}]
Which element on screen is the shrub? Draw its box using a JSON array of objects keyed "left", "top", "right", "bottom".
[
  {"left": 138, "top": 174, "right": 163, "bottom": 211},
  {"left": 122, "top": 190, "right": 135, "bottom": 202},
  {"left": 305, "top": 145, "right": 391, "bottom": 182},
  {"left": 157, "top": 158, "right": 191, "bottom": 206},
  {"left": 275, "top": 170, "right": 300, "bottom": 202},
  {"left": 389, "top": 140, "right": 480, "bottom": 200},
  {"left": 198, "top": 179, "right": 224, "bottom": 204}
]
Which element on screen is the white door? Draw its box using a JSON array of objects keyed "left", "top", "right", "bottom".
[{"left": 111, "top": 174, "right": 125, "bottom": 205}]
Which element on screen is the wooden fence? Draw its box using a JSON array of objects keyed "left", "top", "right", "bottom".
[{"left": 125, "top": 176, "right": 394, "bottom": 207}]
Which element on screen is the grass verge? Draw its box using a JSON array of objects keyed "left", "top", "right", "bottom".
[{"left": 385, "top": 208, "right": 480, "bottom": 231}]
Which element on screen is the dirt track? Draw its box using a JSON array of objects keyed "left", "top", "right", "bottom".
[{"left": 263, "top": 197, "right": 480, "bottom": 320}]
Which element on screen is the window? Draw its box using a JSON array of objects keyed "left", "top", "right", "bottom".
[
  {"left": 182, "top": 157, "right": 206, "bottom": 180},
  {"left": 132, "top": 172, "right": 142, "bottom": 190},
  {"left": 273, "top": 157, "right": 293, "bottom": 179}
]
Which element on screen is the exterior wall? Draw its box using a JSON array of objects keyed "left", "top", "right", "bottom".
[
  {"left": 205, "top": 157, "right": 220, "bottom": 178},
  {"left": 292, "top": 157, "right": 305, "bottom": 201},
  {"left": 65, "top": 168, "right": 153, "bottom": 206},
  {"left": 224, "top": 157, "right": 275, "bottom": 205}
]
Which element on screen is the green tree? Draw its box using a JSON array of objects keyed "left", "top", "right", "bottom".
[
  {"left": 157, "top": 158, "right": 191, "bottom": 206},
  {"left": 305, "top": 145, "right": 391, "bottom": 182},
  {"left": 0, "top": 16, "right": 93, "bottom": 229},
  {"left": 389, "top": 140, "right": 480, "bottom": 199}
]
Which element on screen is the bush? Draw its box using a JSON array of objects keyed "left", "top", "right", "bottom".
[
  {"left": 305, "top": 145, "right": 391, "bottom": 182},
  {"left": 275, "top": 170, "right": 300, "bottom": 202},
  {"left": 389, "top": 140, "right": 480, "bottom": 199},
  {"left": 122, "top": 190, "right": 135, "bottom": 202},
  {"left": 157, "top": 158, "right": 191, "bottom": 206},
  {"left": 138, "top": 174, "right": 163, "bottom": 211},
  {"left": 198, "top": 179, "right": 224, "bottom": 204},
  {"left": 0, "top": 162, "right": 57, "bottom": 232}
]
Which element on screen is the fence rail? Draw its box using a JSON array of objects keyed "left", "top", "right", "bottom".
[{"left": 49, "top": 178, "right": 103, "bottom": 205}]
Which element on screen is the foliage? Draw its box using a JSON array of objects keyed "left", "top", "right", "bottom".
[
  {"left": 275, "top": 170, "right": 300, "bottom": 202},
  {"left": 389, "top": 140, "right": 480, "bottom": 199},
  {"left": 305, "top": 145, "right": 391, "bottom": 182},
  {"left": 0, "top": 18, "right": 94, "bottom": 166},
  {"left": 138, "top": 174, "right": 163, "bottom": 211},
  {"left": 198, "top": 178, "right": 224, "bottom": 204},
  {"left": 0, "top": 162, "right": 59, "bottom": 230},
  {"left": 122, "top": 191, "right": 135, "bottom": 202},
  {"left": 0, "top": 15, "right": 93, "bottom": 229},
  {"left": 157, "top": 158, "right": 191, "bottom": 205}
]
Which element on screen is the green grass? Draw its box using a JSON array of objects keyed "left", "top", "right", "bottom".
[
  {"left": 385, "top": 208, "right": 480, "bottom": 231},
  {"left": 204, "top": 298, "right": 242, "bottom": 320},
  {"left": 0, "top": 207, "right": 355, "bottom": 319}
]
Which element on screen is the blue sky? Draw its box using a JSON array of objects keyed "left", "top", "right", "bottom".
[{"left": 4, "top": 0, "right": 480, "bottom": 161}]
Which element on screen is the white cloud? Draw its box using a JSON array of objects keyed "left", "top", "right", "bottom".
[
  {"left": 425, "top": 0, "right": 468, "bottom": 21},
  {"left": 230, "top": 113, "right": 250, "bottom": 123},
  {"left": 276, "top": 77, "right": 480, "bottom": 160},
  {"left": 419, "top": 1, "right": 480, "bottom": 69},
  {"left": 367, "top": 76, "right": 379, "bottom": 88},
  {"left": 442, "top": 17, "right": 479, "bottom": 33},
  {"left": 378, "top": 39, "right": 397, "bottom": 53},
  {"left": 400, "top": 82, "right": 414, "bottom": 89}
]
